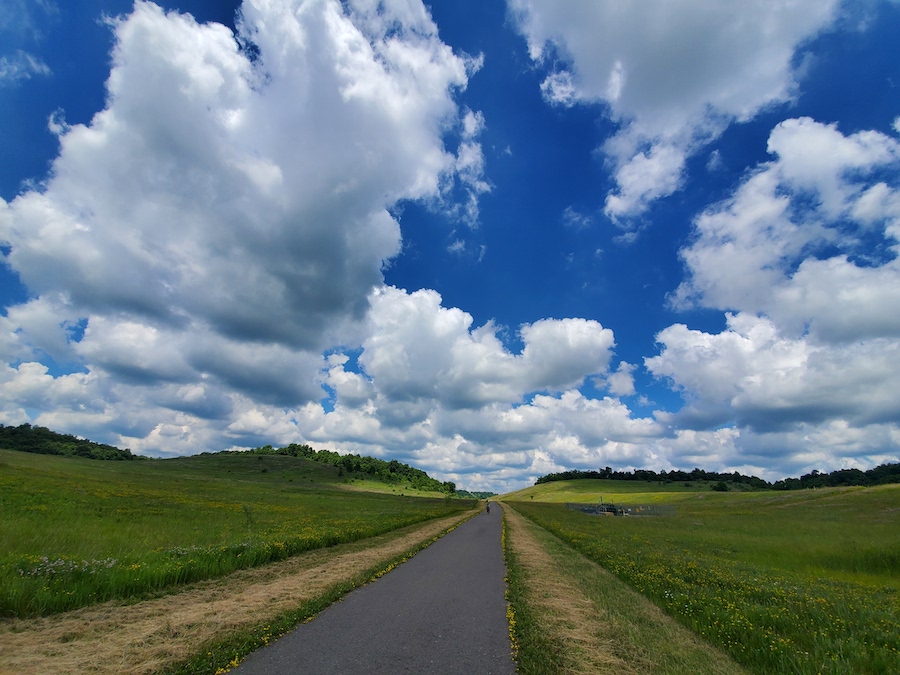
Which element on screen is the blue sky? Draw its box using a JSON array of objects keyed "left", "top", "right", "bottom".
[{"left": 1, "top": 0, "right": 899, "bottom": 492}]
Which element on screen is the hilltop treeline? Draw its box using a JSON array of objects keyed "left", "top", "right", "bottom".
[
  {"left": 0, "top": 424, "right": 459, "bottom": 494},
  {"left": 535, "top": 464, "right": 900, "bottom": 490},
  {"left": 457, "top": 490, "right": 497, "bottom": 499},
  {"left": 0, "top": 423, "right": 142, "bottom": 461},
  {"left": 243, "top": 443, "right": 458, "bottom": 494}
]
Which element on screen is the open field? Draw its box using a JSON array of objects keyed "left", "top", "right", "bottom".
[
  {"left": 502, "top": 504, "right": 748, "bottom": 674},
  {"left": 503, "top": 477, "right": 766, "bottom": 503},
  {"left": 505, "top": 481, "right": 900, "bottom": 674},
  {"left": 0, "top": 449, "right": 474, "bottom": 618}
]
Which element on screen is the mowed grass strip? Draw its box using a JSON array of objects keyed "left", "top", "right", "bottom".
[
  {"left": 509, "top": 484, "right": 900, "bottom": 675},
  {"left": 0, "top": 509, "right": 478, "bottom": 675},
  {"left": 502, "top": 504, "right": 747, "bottom": 675},
  {"left": 0, "top": 449, "right": 474, "bottom": 618}
]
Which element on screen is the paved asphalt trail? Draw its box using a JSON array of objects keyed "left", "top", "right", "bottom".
[{"left": 232, "top": 507, "right": 514, "bottom": 674}]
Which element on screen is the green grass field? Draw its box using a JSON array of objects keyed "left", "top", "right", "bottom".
[
  {"left": 0, "top": 449, "right": 474, "bottom": 618},
  {"left": 507, "top": 480, "right": 900, "bottom": 674},
  {"left": 503, "top": 477, "right": 764, "bottom": 502}
]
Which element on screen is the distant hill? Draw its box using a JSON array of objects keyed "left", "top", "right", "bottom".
[
  {"left": 241, "top": 443, "right": 458, "bottom": 495},
  {"left": 0, "top": 424, "right": 460, "bottom": 495},
  {"left": 0, "top": 423, "right": 142, "bottom": 461},
  {"left": 535, "top": 464, "right": 900, "bottom": 491}
]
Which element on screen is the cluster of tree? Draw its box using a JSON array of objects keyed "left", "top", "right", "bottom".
[
  {"left": 535, "top": 463, "right": 900, "bottom": 490},
  {"left": 0, "top": 424, "right": 142, "bottom": 461},
  {"left": 456, "top": 490, "right": 497, "bottom": 499},
  {"left": 772, "top": 464, "right": 900, "bottom": 490},
  {"left": 244, "top": 444, "right": 457, "bottom": 495}
]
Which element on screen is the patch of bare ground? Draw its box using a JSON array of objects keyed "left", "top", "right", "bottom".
[
  {"left": 502, "top": 504, "right": 748, "bottom": 675},
  {"left": 0, "top": 511, "right": 473, "bottom": 675}
]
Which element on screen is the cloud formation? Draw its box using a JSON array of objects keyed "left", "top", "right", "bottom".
[
  {"left": 648, "top": 116, "right": 900, "bottom": 470},
  {"left": 1, "top": 0, "right": 897, "bottom": 493},
  {"left": 305, "top": 286, "right": 659, "bottom": 489},
  {"left": 508, "top": 0, "right": 841, "bottom": 222},
  {"left": 1, "top": 0, "right": 483, "bottom": 412},
  {"left": 0, "top": 0, "right": 509, "bottom": 469},
  {"left": 0, "top": 0, "right": 662, "bottom": 491}
]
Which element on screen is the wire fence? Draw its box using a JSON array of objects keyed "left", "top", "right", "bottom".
[{"left": 565, "top": 502, "right": 676, "bottom": 517}]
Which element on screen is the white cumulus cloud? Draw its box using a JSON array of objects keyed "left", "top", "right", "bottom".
[
  {"left": 293, "top": 286, "right": 663, "bottom": 492},
  {"left": 508, "top": 0, "right": 841, "bottom": 223},
  {"left": 647, "top": 114, "right": 900, "bottom": 472},
  {"left": 0, "top": 0, "right": 484, "bottom": 424}
]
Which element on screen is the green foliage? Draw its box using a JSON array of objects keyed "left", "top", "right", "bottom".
[
  {"left": 0, "top": 449, "right": 475, "bottom": 618},
  {"left": 534, "top": 463, "right": 900, "bottom": 491},
  {"left": 510, "top": 486, "right": 900, "bottom": 674},
  {"left": 772, "top": 465, "right": 900, "bottom": 489},
  {"left": 456, "top": 489, "right": 498, "bottom": 499},
  {"left": 244, "top": 443, "right": 457, "bottom": 495},
  {"left": 0, "top": 423, "right": 142, "bottom": 461}
]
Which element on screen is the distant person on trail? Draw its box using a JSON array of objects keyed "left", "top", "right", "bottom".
[{"left": 485, "top": 500, "right": 491, "bottom": 514}]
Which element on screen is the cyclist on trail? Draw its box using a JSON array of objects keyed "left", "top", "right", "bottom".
[{"left": 485, "top": 500, "right": 491, "bottom": 514}]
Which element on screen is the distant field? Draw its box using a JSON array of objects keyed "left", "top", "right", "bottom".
[
  {"left": 507, "top": 481, "right": 900, "bottom": 674},
  {"left": 0, "top": 449, "right": 474, "bottom": 618},
  {"left": 503, "top": 477, "right": 761, "bottom": 503}
]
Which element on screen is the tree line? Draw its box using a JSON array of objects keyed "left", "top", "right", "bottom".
[
  {"left": 0, "top": 423, "right": 143, "bottom": 461},
  {"left": 456, "top": 489, "right": 498, "bottom": 499},
  {"left": 535, "top": 463, "right": 900, "bottom": 490},
  {"left": 242, "top": 443, "right": 458, "bottom": 495}
]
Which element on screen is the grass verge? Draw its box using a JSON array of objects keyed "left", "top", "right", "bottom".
[{"left": 502, "top": 503, "right": 748, "bottom": 675}]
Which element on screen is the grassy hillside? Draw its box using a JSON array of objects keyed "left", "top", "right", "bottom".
[
  {"left": 505, "top": 480, "right": 900, "bottom": 674},
  {"left": 0, "top": 448, "right": 475, "bottom": 617}
]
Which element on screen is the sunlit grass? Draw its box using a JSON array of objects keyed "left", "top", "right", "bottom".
[
  {"left": 508, "top": 484, "right": 900, "bottom": 674},
  {"left": 503, "top": 506, "right": 748, "bottom": 674},
  {"left": 0, "top": 449, "right": 473, "bottom": 617},
  {"left": 502, "top": 477, "right": 766, "bottom": 504}
]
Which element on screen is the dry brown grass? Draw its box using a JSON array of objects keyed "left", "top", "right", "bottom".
[
  {"left": 504, "top": 504, "right": 632, "bottom": 674},
  {"left": 0, "top": 511, "right": 472, "bottom": 675}
]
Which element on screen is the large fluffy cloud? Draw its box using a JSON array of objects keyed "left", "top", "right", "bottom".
[
  {"left": 672, "top": 117, "right": 900, "bottom": 338},
  {"left": 359, "top": 286, "right": 616, "bottom": 411},
  {"left": 0, "top": 0, "right": 483, "bottom": 415},
  {"left": 0, "top": 0, "right": 665, "bottom": 491},
  {"left": 508, "top": 0, "right": 841, "bottom": 223},
  {"left": 3, "top": 0, "right": 895, "bottom": 493},
  {"left": 648, "top": 116, "right": 900, "bottom": 471},
  {"left": 303, "top": 286, "right": 662, "bottom": 491}
]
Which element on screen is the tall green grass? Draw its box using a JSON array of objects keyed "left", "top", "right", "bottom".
[
  {"left": 0, "top": 449, "right": 473, "bottom": 617},
  {"left": 510, "top": 485, "right": 900, "bottom": 674}
]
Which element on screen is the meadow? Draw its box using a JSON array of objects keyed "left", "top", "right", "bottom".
[
  {"left": 507, "top": 481, "right": 900, "bottom": 674},
  {"left": 0, "top": 448, "right": 474, "bottom": 618}
]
